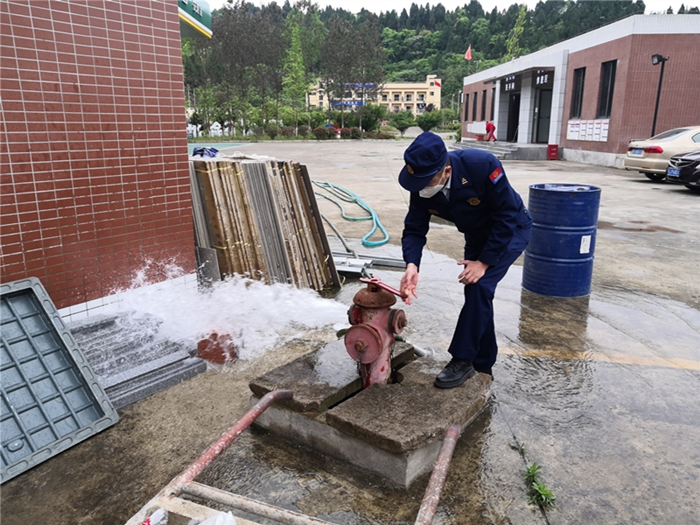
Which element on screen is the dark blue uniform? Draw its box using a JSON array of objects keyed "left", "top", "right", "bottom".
[{"left": 402, "top": 148, "right": 532, "bottom": 373}]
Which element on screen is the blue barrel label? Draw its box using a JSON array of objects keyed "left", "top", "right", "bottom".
[{"left": 580, "top": 235, "right": 591, "bottom": 254}]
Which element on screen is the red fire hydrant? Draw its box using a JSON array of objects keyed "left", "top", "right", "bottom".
[{"left": 345, "top": 277, "right": 407, "bottom": 388}]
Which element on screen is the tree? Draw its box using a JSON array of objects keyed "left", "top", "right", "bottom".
[
  {"left": 282, "top": 15, "right": 307, "bottom": 130},
  {"left": 416, "top": 110, "right": 442, "bottom": 132},
  {"left": 506, "top": 5, "right": 528, "bottom": 60},
  {"left": 320, "top": 16, "right": 356, "bottom": 127},
  {"left": 353, "top": 19, "right": 386, "bottom": 131},
  {"left": 389, "top": 110, "right": 415, "bottom": 136}
]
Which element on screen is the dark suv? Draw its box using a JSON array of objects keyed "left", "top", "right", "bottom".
[{"left": 666, "top": 151, "right": 700, "bottom": 193}]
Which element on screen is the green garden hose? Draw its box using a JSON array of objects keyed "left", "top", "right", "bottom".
[{"left": 311, "top": 180, "right": 390, "bottom": 247}]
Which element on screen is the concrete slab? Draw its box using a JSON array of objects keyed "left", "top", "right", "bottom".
[
  {"left": 249, "top": 340, "right": 414, "bottom": 413},
  {"left": 251, "top": 354, "right": 490, "bottom": 487},
  {"left": 325, "top": 359, "right": 491, "bottom": 454}
]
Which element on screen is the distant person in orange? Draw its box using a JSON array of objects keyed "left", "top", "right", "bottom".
[{"left": 485, "top": 121, "right": 497, "bottom": 141}]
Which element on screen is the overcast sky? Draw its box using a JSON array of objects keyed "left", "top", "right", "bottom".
[{"left": 207, "top": 0, "right": 693, "bottom": 16}]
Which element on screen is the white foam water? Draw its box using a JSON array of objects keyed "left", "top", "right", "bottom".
[{"left": 101, "top": 274, "right": 348, "bottom": 361}]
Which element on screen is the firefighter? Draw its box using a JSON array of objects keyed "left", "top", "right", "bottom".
[{"left": 398, "top": 132, "right": 531, "bottom": 388}]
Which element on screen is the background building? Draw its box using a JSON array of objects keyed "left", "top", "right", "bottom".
[
  {"left": 308, "top": 75, "right": 442, "bottom": 116},
  {"left": 461, "top": 15, "right": 700, "bottom": 166}
]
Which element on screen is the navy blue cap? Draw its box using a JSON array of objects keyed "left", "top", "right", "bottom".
[{"left": 398, "top": 132, "right": 448, "bottom": 192}]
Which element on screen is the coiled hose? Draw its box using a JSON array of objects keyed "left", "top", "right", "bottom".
[{"left": 311, "top": 180, "right": 390, "bottom": 247}]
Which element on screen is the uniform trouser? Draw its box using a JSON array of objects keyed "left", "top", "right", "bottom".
[{"left": 446, "top": 247, "right": 524, "bottom": 373}]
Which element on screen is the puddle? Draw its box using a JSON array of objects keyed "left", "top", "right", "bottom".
[
  {"left": 4, "top": 245, "right": 699, "bottom": 525},
  {"left": 190, "top": 247, "right": 700, "bottom": 524},
  {"left": 597, "top": 220, "right": 683, "bottom": 233}
]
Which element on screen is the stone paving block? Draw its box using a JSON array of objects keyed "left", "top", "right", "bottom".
[
  {"left": 248, "top": 340, "right": 414, "bottom": 413},
  {"left": 325, "top": 358, "right": 491, "bottom": 454}
]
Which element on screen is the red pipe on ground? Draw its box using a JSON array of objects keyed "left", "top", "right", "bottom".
[
  {"left": 414, "top": 423, "right": 461, "bottom": 525},
  {"left": 171, "top": 390, "right": 294, "bottom": 488}
]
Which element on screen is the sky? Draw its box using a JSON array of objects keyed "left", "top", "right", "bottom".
[{"left": 206, "top": 0, "right": 694, "bottom": 15}]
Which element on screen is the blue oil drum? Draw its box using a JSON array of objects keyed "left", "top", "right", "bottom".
[{"left": 522, "top": 183, "right": 601, "bottom": 297}]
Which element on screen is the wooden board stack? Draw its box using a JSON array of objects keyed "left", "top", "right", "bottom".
[{"left": 190, "top": 158, "right": 340, "bottom": 292}]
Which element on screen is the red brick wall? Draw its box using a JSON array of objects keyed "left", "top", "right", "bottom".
[
  {"left": 0, "top": 0, "right": 196, "bottom": 309},
  {"left": 561, "top": 33, "right": 700, "bottom": 154}
]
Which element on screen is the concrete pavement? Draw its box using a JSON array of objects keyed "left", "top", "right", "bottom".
[{"left": 2, "top": 138, "right": 698, "bottom": 525}]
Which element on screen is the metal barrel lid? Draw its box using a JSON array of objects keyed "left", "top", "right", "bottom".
[{"left": 530, "top": 183, "right": 601, "bottom": 193}]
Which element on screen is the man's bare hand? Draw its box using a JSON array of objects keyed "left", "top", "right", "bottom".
[
  {"left": 457, "top": 260, "right": 489, "bottom": 285},
  {"left": 400, "top": 263, "right": 419, "bottom": 305}
]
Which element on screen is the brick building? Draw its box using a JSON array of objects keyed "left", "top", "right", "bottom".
[
  {"left": 0, "top": 1, "right": 201, "bottom": 315},
  {"left": 461, "top": 15, "right": 700, "bottom": 166}
]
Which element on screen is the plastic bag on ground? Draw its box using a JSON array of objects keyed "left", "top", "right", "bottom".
[{"left": 198, "top": 511, "right": 237, "bottom": 525}]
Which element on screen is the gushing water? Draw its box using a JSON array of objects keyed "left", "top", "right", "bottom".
[{"left": 100, "top": 273, "right": 348, "bottom": 360}]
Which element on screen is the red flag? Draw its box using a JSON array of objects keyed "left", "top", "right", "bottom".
[
  {"left": 434, "top": 80, "right": 441, "bottom": 87},
  {"left": 465, "top": 45, "right": 472, "bottom": 61}
]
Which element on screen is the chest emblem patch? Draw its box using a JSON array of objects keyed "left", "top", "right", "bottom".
[
  {"left": 468, "top": 197, "right": 481, "bottom": 206},
  {"left": 428, "top": 209, "right": 440, "bottom": 215},
  {"left": 462, "top": 178, "right": 468, "bottom": 185}
]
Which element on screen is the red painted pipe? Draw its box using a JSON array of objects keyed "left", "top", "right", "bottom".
[
  {"left": 414, "top": 423, "right": 461, "bottom": 525},
  {"left": 171, "top": 390, "right": 294, "bottom": 488}
]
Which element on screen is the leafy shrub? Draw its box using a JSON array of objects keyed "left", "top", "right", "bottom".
[
  {"left": 280, "top": 126, "right": 295, "bottom": 138},
  {"left": 297, "top": 125, "right": 309, "bottom": 137},
  {"left": 350, "top": 127, "right": 362, "bottom": 139},
  {"left": 340, "top": 127, "right": 351, "bottom": 139},
  {"left": 266, "top": 125, "right": 280, "bottom": 140},
  {"left": 251, "top": 125, "right": 265, "bottom": 137},
  {"left": 313, "top": 127, "right": 330, "bottom": 140}
]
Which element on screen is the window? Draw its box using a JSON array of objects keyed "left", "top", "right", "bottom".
[
  {"left": 481, "top": 89, "right": 487, "bottom": 121},
  {"left": 472, "top": 92, "right": 478, "bottom": 122},
  {"left": 597, "top": 60, "right": 616, "bottom": 118},
  {"left": 490, "top": 87, "right": 496, "bottom": 121},
  {"left": 319, "top": 95, "right": 324, "bottom": 101},
  {"left": 406, "top": 94, "right": 412, "bottom": 102},
  {"left": 430, "top": 82, "right": 434, "bottom": 86},
  {"left": 394, "top": 94, "right": 400, "bottom": 101},
  {"left": 405, "top": 105, "right": 412, "bottom": 112},
  {"left": 393, "top": 105, "right": 400, "bottom": 112},
  {"left": 429, "top": 91, "right": 434, "bottom": 96},
  {"left": 382, "top": 94, "right": 387, "bottom": 102},
  {"left": 571, "top": 67, "right": 585, "bottom": 119},
  {"left": 464, "top": 94, "right": 469, "bottom": 121},
  {"left": 418, "top": 94, "right": 425, "bottom": 101}
]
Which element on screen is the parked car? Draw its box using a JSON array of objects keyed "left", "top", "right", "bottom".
[
  {"left": 666, "top": 150, "right": 700, "bottom": 193},
  {"left": 624, "top": 126, "right": 700, "bottom": 181}
]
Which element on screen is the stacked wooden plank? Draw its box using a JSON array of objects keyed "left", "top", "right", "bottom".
[{"left": 190, "top": 158, "right": 340, "bottom": 292}]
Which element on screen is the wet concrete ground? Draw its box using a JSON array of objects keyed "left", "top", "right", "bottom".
[{"left": 2, "top": 140, "right": 699, "bottom": 524}]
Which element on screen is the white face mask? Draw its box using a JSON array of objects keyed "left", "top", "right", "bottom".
[{"left": 419, "top": 172, "right": 447, "bottom": 198}]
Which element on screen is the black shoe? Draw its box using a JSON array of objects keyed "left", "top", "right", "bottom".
[{"left": 434, "top": 358, "right": 475, "bottom": 389}]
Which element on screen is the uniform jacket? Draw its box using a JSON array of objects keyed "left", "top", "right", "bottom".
[{"left": 402, "top": 148, "right": 532, "bottom": 269}]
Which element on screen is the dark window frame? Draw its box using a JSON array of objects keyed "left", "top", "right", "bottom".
[
  {"left": 571, "top": 67, "right": 585, "bottom": 119},
  {"left": 490, "top": 87, "right": 496, "bottom": 121},
  {"left": 464, "top": 93, "right": 469, "bottom": 120},
  {"left": 597, "top": 60, "right": 617, "bottom": 118},
  {"left": 472, "top": 91, "right": 478, "bottom": 122},
  {"left": 481, "top": 89, "right": 487, "bottom": 121}
]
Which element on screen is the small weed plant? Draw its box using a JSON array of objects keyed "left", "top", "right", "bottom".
[
  {"left": 523, "top": 462, "right": 541, "bottom": 483},
  {"left": 521, "top": 462, "right": 556, "bottom": 509},
  {"left": 528, "top": 480, "right": 556, "bottom": 508}
]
